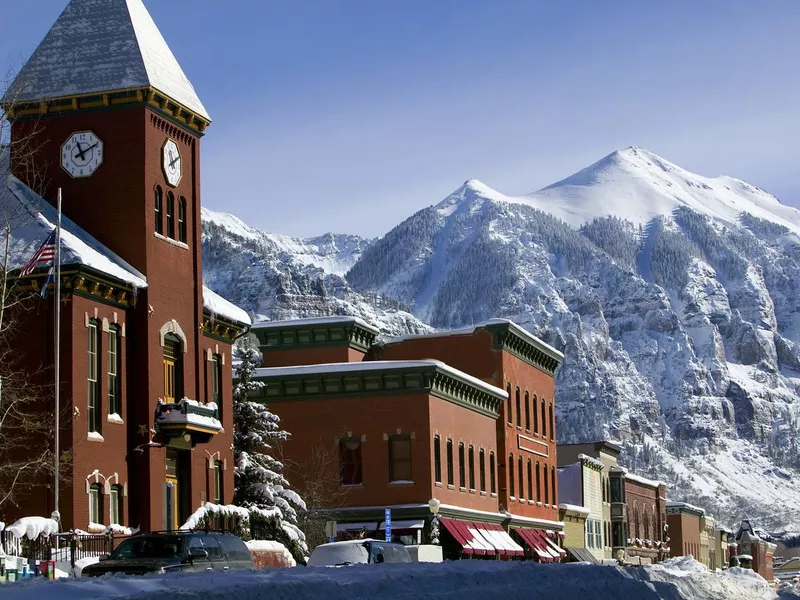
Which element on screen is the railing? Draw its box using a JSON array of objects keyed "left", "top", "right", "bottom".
[{"left": 0, "top": 530, "right": 117, "bottom": 569}]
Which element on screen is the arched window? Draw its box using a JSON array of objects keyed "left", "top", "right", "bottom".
[
  {"left": 89, "top": 483, "right": 103, "bottom": 525},
  {"left": 541, "top": 399, "right": 547, "bottom": 438},
  {"left": 468, "top": 446, "right": 475, "bottom": 490},
  {"left": 178, "top": 197, "right": 187, "bottom": 243},
  {"left": 87, "top": 319, "right": 101, "bottom": 434},
  {"left": 458, "top": 443, "right": 465, "bottom": 488},
  {"left": 551, "top": 466, "right": 557, "bottom": 505},
  {"left": 446, "top": 439, "right": 454, "bottom": 486},
  {"left": 433, "top": 436, "right": 441, "bottom": 483},
  {"left": 110, "top": 484, "right": 123, "bottom": 525},
  {"left": 214, "top": 460, "right": 224, "bottom": 504},
  {"left": 166, "top": 192, "right": 175, "bottom": 239},
  {"left": 506, "top": 384, "right": 512, "bottom": 424},
  {"left": 489, "top": 452, "right": 496, "bottom": 494},
  {"left": 108, "top": 325, "right": 121, "bottom": 417},
  {"left": 543, "top": 462, "right": 549, "bottom": 504},
  {"left": 154, "top": 187, "right": 164, "bottom": 235},
  {"left": 518, "top": 455, "right": 524, "bottom": 500},
  {"left": 533, "top": 395, "right": 538, "bottom": 433},
  {"left": 524, "top": 391, "right": 530, "bottom": 431},
  {"left": 535, "top": 462, "right": 541, "bottom": 502},
  {"left": 515, "top": 387, "right": 521, "bottom": 427},
  {"left": 162, "top": 333, "right": 183, "bottom": 402},
  {"left": 479, "top": 448, "right": 486, "bottom": 492},
  {"left": 508, "top": 453, "right": 515, "bottom": 498},
  {"left": 549, "top": 403, "right": 555, "bottom": 441},
  {"left": 527, "top": 459, "right": 533, "bottom": 500}
]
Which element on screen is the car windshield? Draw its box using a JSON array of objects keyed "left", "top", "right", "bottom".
[{"left": 110, "top": 536, "right": 184, "bottom": 560}]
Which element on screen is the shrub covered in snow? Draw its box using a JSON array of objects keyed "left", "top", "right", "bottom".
[{"left": 233, "top": 338, "right": 308, "bottom": 564}]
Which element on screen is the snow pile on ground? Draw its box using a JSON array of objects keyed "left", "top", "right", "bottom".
[{"left": 0, "top": 557, "right": 788, "bottom": 600}]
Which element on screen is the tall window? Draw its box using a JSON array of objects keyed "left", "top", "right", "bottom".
[
  {"left": 458, "top": 442, "right": 465, "bottom": 488},
  {"left": 108, "top": 325, "right": 121, "bottom": 416},
  {"left": 155, "top": 187, "right": 163, "bottom": 235},
  {"left": 536, "top": 462, "right": 541, "bottom": 502},
  {"left": 508, "top": 453, "right": 515, "bottom": 498},
  {"left": 446, "top": 439, "right": 454, "bottom": 486},
  {"left": 518, "top": 455, "right": 524, "bottom": 500},
  {"left": 533, "top": 395, "right": 539, "bottom": 433},
  {"left": 479, "top": 449, "right": 486, "bottom": 492},
  {"left": 527, "top": 459, "right": 533, "bottom": 500},
  {"left": 110, "top": 484, "right": 123, "bottom": 525},
  {"left": 524, "top": 392, "right": 530, "bottom": 431},
  {"left": 162, "top": 334, "right": 182, "bottom": 402},
  {"left": 389, "top": 435, "right": 412, "bottom": 482},
  {"left": 489, "top": 452, "right": 496, "bottom": 494},
  {"left": 541, "top": 399, "right": 547, "bottom": 438},
  {"left": 214, "top": 461, "right": 224, "bottom": 503},
  {"left": 506, "top": 384, "right": 512, "bottom": 424},
  {"left": 178, "top": 197, "right": 187, "bottom": 243},
  {"left": 211, "top": 353, "right": 222, "bottom": 420},
  {"left": 515, "top": 388, "right": 521, "bottom": 427},
  {"left": 87, "top": 320, "right": 101, "bottom": 434},
  {"left": 468, "top": 446, "right": 475, "bottom": 490},
  {"left": 551, "top": 466, "right": 557, "bottom": 505},
  {"left": 544, "top": 463, "right": 549, "bottom": 504},
  {"left": 339, "top": 438, "right": 363, "bottom": 485},
  {"left": 89, "top": 483, "right": 103, "bottom": 525},
  {"left": 433, "top": 436, "right": 442, "bottom": 483},
  {"left": 166, "top": 192, "right": 175, "bottom": 239},
  {"left": 549, "top": 404, "right": 555, "bottom": 440}
]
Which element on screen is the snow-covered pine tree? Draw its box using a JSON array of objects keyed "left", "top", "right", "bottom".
[{"left": 233, "top": 336, "right": 308, "bottom": 563}]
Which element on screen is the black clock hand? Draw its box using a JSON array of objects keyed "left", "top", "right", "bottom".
[
  {"left": 74, "top": 141, "right": 86, "bottom": 160},
  {"left": 169, "top": 155, "right": 180, "bottom": 168}
]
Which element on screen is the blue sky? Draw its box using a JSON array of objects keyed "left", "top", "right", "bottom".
[{"left": 3, "top": 1, "right": 799, "bottom": 237}]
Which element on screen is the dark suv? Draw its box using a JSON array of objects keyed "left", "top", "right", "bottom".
[{"left": 81, "top": 531, "right": 253, "bottom": 577}]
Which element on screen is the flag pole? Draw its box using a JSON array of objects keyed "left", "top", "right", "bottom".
[{"left": 54, "top": 188, "right": 62, "bottom": 524}]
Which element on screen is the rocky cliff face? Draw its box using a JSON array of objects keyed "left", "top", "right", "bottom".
[{"left": 202, "top": 148, "right": 800, "bottom": 530}]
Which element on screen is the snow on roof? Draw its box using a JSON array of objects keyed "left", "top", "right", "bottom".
[
  {"left": 666, "top": 501, "right": 705, "bottom": 515},
  {"left": 625, "top": 472, "right": 666, "bottom": 488},
  {"left": 577, "top": 453, "right": 605, "bottom": 470},
  {"left": 255, "top": 360, "right": 508, "bottom": 399},
  {"left": 558, "top": 503, "right": 591, "bottom": 516},
  {"left": 5, "top": 516, "right": 59, "bottom": 540},
  {"left": 251, "top": 315, "right": 379, "bottom": 335},
  {"left": 202, "top": 286, "right": 251, "bottom": 326},
  {"left": 3, "top": 0, "right": 210, "bottom": 120},
  {"left": 2, "top": 173, "right": 147, "bottom": 288},
  {"left": 383, "top": 318, "right": 563, "bottom": 360}
]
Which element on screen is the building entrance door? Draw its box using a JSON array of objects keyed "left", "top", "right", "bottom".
[{"left": 166, "top": 449, "right": 181, "bottom": 530}]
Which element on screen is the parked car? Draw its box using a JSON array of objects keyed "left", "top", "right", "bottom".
[
  {"left": 307, "top": 539, "right": 412, "bottom": 567},
  {"left": 81, "top": 531, "right": 253, "bottom": 576}
]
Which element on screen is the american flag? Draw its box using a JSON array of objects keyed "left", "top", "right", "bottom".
[{"left": 20, "top": 230, "right": 58, "bottom": 277}]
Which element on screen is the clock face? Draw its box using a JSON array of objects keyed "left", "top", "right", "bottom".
[
  {"left": 162, "top": 139, "right": 182, "bottom": 187},
  {"left": 61, "top": 131, "right": 103, "bottom": 178}
]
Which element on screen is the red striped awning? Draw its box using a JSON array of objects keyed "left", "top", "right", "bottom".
[
  {"left": 441, "top": 517, "right": 476, "bottom": 555},
  {"left": 482, "top": 523, "right": 525, "bottom": 557},
  {"left": 513, "top": 528, "right": 554, "bottom": 562}
]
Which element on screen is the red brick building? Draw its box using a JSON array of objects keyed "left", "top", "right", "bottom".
[
  {"left": 623, "top": 473, "right": 668, "bottom": 564},
  {"left": 249, "top": 317, "right": 567, "bottom": 561},
  {"left": 0, "top": 0, "right": 249, "bottom": 532}
]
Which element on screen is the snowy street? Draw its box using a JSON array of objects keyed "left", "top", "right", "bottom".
[{"left": 1, "top": 558, "right": 798, "bottom": 600}]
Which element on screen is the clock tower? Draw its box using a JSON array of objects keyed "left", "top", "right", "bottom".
[{"left": 2, "top": 0, "right": 247, "bottom": 532}]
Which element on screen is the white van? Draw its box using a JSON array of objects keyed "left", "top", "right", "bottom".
[{"left": 307, "top": 539, "right": 412, "bottom": 567}]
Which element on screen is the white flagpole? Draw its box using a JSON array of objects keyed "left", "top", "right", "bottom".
[{"left": 54, "top": 188, "right": 62, "bottom": 523}]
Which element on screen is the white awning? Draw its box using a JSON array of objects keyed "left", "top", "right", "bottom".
[
  {"left": 379, "top": 519, "right": 425, "bottom": 530},
  {"left": 336, "top": 521, "right": 378, "bottom": 533}
]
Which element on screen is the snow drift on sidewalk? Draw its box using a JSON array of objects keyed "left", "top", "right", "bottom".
[{"left": 0, "top": 556, "right": 791, "bottom": 600}]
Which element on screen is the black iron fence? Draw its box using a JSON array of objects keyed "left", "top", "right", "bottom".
[{"left": 0, "top": 530, "right": 118, "bottom": 568}]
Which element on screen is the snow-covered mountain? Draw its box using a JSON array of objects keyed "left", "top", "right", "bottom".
[
  {"left": 345, "top": 147, "right": 800, "bottom": 530},
  {"left": 201, "top": 208, "right": 431, "bottom": 337}
]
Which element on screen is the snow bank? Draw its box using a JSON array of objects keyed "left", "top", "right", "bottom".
[
  {"left": 72, "top": 556, "right": 99, "bottom": 578},
  {"left": 246, "top": 540, "right": 296, "bottom": 567},
  {"left": 5, "top": 517, "right": 59, "bottom": 540},
  {"left": 0, "top": 556, "right": 781, "bottom": 600}
]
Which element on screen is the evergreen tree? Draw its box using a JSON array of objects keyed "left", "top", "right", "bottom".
[{"left": 233, "top": 337, "right": 308, "bottom": 563}]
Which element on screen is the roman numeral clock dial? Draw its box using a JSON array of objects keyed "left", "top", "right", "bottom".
[
  {"left": 162, "top": 139, "right": 182, "bottom": 187},
  {"left": 60, "top": 131, "right": 103, "bottom": 178}
]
